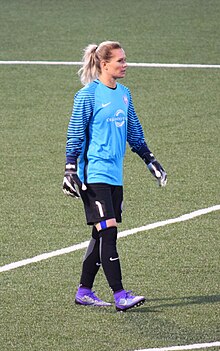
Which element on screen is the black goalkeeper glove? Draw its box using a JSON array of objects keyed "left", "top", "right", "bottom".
[
  {"left": 147, "top": 159, "right": 167, "bottom": 187},
  {"left": 141, "top": 151, "right": 167, "bottom": 187},
  {"left": 62, "top": 164, "right": 86, "bottom": 198},
  {"left": 133, "top": 142, "right": 167, "bottom": 187}
]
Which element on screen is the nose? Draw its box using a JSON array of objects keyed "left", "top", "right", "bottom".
[{"left": 123, "top": 61, "right": 128, "bottom": 68}]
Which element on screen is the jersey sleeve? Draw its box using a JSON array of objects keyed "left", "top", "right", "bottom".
[
  {"left": 66, "top": 88, "right": 94, "bottom": 164},
  {"left": 126, "top": 88, "right": 146, "bottom": 152}
]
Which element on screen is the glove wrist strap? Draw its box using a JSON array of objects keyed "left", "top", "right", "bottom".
[{"left": 142, "top": 152, "right": 156, "bottom": 165}]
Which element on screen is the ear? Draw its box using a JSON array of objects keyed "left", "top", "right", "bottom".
[{"left": 100, "top": 60, "right": 108, "bottom": 71}]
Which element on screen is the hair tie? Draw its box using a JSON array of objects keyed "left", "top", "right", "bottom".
[{"left": 93, "top": 45, "right": 98, "bottom": 58}]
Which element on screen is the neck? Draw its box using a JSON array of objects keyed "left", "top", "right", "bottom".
[{"left": 98, "top": 75, "right": 117, "bottom": 89}]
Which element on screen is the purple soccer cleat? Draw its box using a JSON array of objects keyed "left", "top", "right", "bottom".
[
  {"left": 114, "top": 290, "right": 145, "bottom": 312},
  {"left": 75, "top": 287, "right": 112, "bottom": 307}
]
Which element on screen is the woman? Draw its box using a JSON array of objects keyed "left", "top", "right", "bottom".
[{"left": 63, "top": 41, "right": 167, "bottom": 312}]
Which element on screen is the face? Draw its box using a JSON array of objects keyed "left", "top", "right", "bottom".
[{"left": 102, "top": 48, "right": 127, "bottom": 80}]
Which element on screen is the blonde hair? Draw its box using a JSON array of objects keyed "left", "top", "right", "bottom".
[{"left": 78, "top": 41, "right": 122, "bottom": 85}]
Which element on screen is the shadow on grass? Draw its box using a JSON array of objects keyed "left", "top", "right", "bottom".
[{"left": 130, "top": 294, "right": 220, "bottom": 313}]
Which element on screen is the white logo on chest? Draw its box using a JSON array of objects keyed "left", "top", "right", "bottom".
[
  {"left": 107, "top": 109, "right": 127, "bottom": 128},
  {"left": 102, "top": 102, "right": 111, "bottom": 108}
]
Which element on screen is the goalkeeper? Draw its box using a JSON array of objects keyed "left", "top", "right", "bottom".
[{"left": 63, "top": 41, "right": 167, "bottom": 312}]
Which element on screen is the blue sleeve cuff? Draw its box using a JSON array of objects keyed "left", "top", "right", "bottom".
[{"left": 66, "top": 155, "right": 77, "bottom": 165}]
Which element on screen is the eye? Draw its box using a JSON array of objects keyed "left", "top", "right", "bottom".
[{"left": 118, "top": 58, "right": 126, "bottom": 64}]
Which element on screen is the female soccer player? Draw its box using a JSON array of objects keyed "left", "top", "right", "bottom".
[{"left": 63, "top": 41, "right": 167, "bottom": 311}]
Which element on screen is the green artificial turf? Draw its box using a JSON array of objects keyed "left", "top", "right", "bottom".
[{"left": 0, "top": 1, "right": 219, "bottom": 350}]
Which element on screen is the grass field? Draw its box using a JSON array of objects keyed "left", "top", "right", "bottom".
[{"left": 0, "top": 1, "right": 220, "bottom": 351}]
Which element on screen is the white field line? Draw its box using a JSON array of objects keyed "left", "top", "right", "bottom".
[
  {"left": 0, "top": 205, "right": 219, "bottom": 274},
  {"left": 133, "top": 341, "right": 220, "bottom": 351},
  {"left": 0, "top": 61, "right": 220, "bottom": 69}
]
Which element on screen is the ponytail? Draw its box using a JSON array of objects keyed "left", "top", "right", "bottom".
[
  {"left": 78, "top": 41, "right": 122, "bottom": 85},
  {"left": 78, "top": 44, "right": 99, "bottom": 85}
]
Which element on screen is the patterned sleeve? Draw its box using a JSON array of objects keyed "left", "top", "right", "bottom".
[
  {"left": 126, "top": 87, "right": 146, "bottom": 152},
  {"left": 66, "top": 88, "right": 94, "bottom": 164}
]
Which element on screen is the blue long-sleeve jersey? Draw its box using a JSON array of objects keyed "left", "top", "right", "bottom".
[{"left": 66, "top": 79, "right": 147, "bottom": 185}]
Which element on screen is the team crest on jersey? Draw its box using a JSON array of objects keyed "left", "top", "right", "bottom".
[{"left": 123, "top": 95, "right": 128, "bottom": 105}]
